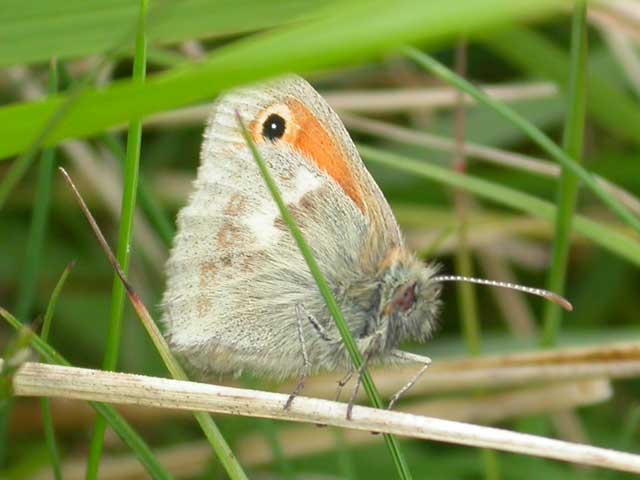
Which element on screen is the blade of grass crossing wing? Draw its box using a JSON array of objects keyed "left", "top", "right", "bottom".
[{"left": 236, "top": 114, "right": 413, "bottom": 480}]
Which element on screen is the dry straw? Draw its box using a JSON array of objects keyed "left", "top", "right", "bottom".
[
  {"left": 11, "top": 361, "right": 640, "bottom": 475},
  {"left": 29, "top": 379, "right": 611, "bottom": 479}
]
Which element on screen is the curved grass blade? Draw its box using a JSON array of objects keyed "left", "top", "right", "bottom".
[
  {"left": 482, "top": 27, "right": 640, "bottom": 146},
  {"left": 0, "top": 0, "right": 332, "bottom": 68},
  {"left": 0, "top": 0, "right": 565, "bottom": 160},
  {"left": 0, "top": 0, "right": 175, "bottom": 212},
  {"left": 0, "top": 57, "right": 61, "bottom": 474},
  {"left": 358, "top": 145, "right": 640, "bottom": 268},
  {"left": 236, "top": 114, "right": 413, "bottom": 480},
  {"left": 58, "top": 167, "right": 248, "bottom": 480},
  {"left": 404, "top": 46, "right": 640, "bottom": 237},
  {"left": 0, "top": 308, "right": 173, "bottom": 480}
]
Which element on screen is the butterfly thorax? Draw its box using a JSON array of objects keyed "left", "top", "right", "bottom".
[{"left": 331, "top": 246, "right": 441, "bottom": 361}]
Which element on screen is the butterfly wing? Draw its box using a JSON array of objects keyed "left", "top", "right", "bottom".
[{"left": 162, "top": 76, "right": 402, "bottom": 379}]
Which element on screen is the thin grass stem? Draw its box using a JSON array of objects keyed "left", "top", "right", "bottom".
[
  {"left": 404, "top": 46, "right": 640, "bottom": 236},
  {"left": 101, "top": 133, "right": 175, "bottom": 248},
  {"left": 39, "top": 261, "right": 74, "bottom": 480},
  {"left": 451, "top": 39, "right": 500, "bottom": 480},
  {"left": 358, "top": 145, "right": 640, "bottom": 268},
  {"left": 541, "top": 0, "right": 588, "bottom": 347},
  {"left": 5, "top": 57, "right": 61, "bottom": 476},
  {"left": 11, "top": 361, "right": 640, "bottom": 476},
  {"left": 58, "top": 166, "right": 248, "bottom": 479},
  {"left": 14, "top": 59, "right": 59, "bottom": 322},
  {"left": 86, "top": 1, "right": 148, "bottom": 476}
]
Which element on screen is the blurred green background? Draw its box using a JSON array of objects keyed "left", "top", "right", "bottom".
[{"left": 1, "top": 0, "right": 640, "bottom": 479}]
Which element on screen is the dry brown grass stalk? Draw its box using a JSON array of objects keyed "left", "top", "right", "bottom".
[
  {"left": 340, "top": 114, "right": 640, "bottom": 216},
  {"left": 143, "top": 82, "right": 558, "bottom": 129},
  {"left": 32, "top": 379, "right": 611, "bottom": 480},
  {"left": 12, "top": 362, "right": 640, "bottom": 475},
  {"left": 287, "top": 341, "right": 640, "bottom": 400}
]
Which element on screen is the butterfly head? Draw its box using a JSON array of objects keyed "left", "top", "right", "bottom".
[{"left": 375, "top": 248, "right": 442, "bottom": 347}]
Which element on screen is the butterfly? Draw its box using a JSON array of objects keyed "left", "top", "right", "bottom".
[{"left": 161, "top": 75, "right": 569, "bottom": 413}]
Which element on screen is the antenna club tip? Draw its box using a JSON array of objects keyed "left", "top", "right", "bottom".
[{"left": 549, "top": 293, "right": 573, "bottom": 312}]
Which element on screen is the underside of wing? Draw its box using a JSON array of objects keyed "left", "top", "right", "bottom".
[
  {"left": 162, "top": 76, "right": 403, "bottom": 378},
  {"left": 162, "top": 144, "right": 368, "bottom": 377}
]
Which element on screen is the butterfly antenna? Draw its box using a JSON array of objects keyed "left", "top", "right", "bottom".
[{"left": 431, "top": 275, "right": 573, "bottom": 312}]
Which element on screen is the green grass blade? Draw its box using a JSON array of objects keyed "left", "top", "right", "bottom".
[
  {"left": 0, "top": 0, "right": 564, "bottom": 160},
  {"left": 404, "top": 47, "right": 640, "bottom": 236},
  {"left": 39, "top": 262, "right": 74, "bottom": 480},
  {"left": 101, "top": 133, "right": 175, "bottom": 248},
  {"left": 454, "top": 220, "right": 482, "bottom": 355},
  {"left": 86, "top": 1, "right": 148, "bottom": 476},
  {"left": 3, "top": 57, "right": 60, "bottom": 474},
  {"left": 14, "top": 59, "right": 59, "bottom": 321},
  {"left": 236, "top": 115, "right": 413, "bottom": 480},
  {"left": 332, "top": 428, "right": 358, "bottom": 480},
  {"left": 0, "top": 308, "right": 173, "bottom": 480},
  {"left": 0, "top": 148, "right": 38, "bottom": 212},
  {"left": 0, "top": 0, "right": 332, "bottom": 68},
  {"left": 481, "top": 27, "right": 640, "bottom": 146},
  {"left": 358, "top": 145, "right": 640, "bottom": 268},
  {"left": 59, "top": 167, "right": 248, "bottom": 479},
  {"left": 450, "top": 42, "right": 499, "bottom": 479},
  {"left": 541, "top": 1, "right": 588, "bottom": 347},
  {"left": 241, "top": 375, "right": 293, "bottom": 478}
]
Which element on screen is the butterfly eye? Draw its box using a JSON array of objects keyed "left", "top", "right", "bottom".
[
  {"left": 392, "top": 282, "right": 417, "bottom": 313},
  {"left": 262, "top": 113, "right": 286, "bottom": 141}
]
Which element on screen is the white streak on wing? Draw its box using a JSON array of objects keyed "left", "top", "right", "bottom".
[
  {"left": 245, "top": 203, "right": 279, "bottom": 249},
  {"left": 243, "top": 166, "right": 321, "bottom": 249},
  {"left": 289, "top": 166, "right": 322, "bottom": 202}
]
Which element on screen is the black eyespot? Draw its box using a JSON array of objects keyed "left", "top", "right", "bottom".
[
  {"left": 261, "top": 113, "right": 286, "bottom": 141},
  {"left": 393, "top": 282, "right": 417, "bottom": 313}
]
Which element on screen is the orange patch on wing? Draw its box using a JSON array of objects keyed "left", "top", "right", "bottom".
[{"left": 286, "top": 100, "right": 364, "bottom": 212}]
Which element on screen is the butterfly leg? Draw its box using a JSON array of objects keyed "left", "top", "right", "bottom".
[
  {"left": 334, "top": 369, "right": 354, "bottom": 402},
  {"left": 304, "top": 309, "right": 341, "bottom": 343},
  {"left": 284, "top": 304, "right": 313, "bottom": 410},
  {"left": 300, "top": 309, "right": 390, "bottom": 419},
  {"left": 346, "top": 360, "right": 366, "bottom": 420},
  {"left": 386, "top": 350, "right": 432, "bottom": 410},
  {"left": 345, "top": 330, "right": 386, "bottom": 420}
]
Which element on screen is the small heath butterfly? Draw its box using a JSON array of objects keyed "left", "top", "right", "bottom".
[{"left": 161, "top": 76, "right": 570, "bottom": 411}]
